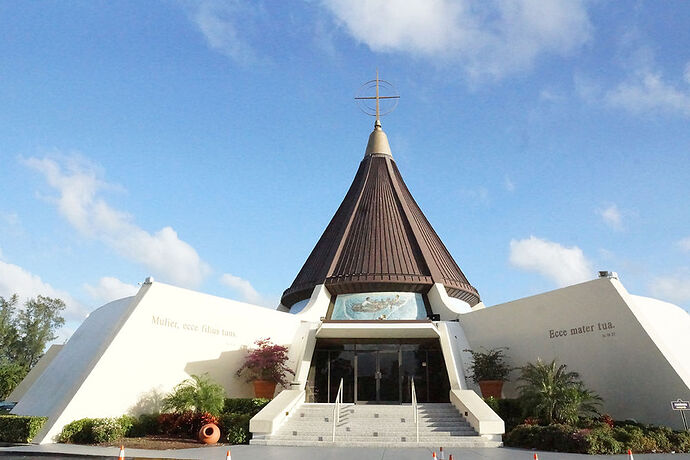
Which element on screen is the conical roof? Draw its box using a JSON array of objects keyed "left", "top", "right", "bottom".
[{"left": 281, "top": 121, "right": 479, "bottom": 308}]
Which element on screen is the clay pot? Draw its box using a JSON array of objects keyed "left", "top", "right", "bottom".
[
  {"left": 198, "top": 423, "right": 220, "bottom": 444},
  {"left": 253, "top": 379, "right": 277, "bottom": 399},
  {"left": 478, "top": 380, "right": 504, "bottom": 399}
]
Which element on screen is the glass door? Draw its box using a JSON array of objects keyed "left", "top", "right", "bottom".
[
  {"left": 377, "top": 350, "right": 400, "bottom": 403},
  {"left": 356, "top": 350, "right": 400, "bottom": 403},
  {"left": 355, "top": 350, "right": 377, "bottom": 402}
]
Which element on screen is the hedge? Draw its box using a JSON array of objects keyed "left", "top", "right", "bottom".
[
  {"left": 0, "top": 415, "right": 48, "bottom": 443},
  {"left": 504, "top": 421, "right": 690, "bottom": 454},
  {"left": 57, "top": 398, "right": 268, "bottom": 445},
  {"left": 58, "top": 416, "right": 134, "bottom": 444}
]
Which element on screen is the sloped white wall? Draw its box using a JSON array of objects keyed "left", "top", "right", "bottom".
[
  {"left": 12, "top": 282, "right": 305, "bottom": 444},
  {"left": 459, "top": 278, "right": 690, "bottom": 429}
]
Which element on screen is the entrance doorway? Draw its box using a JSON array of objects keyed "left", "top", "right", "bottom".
[
  {"left": 307, "top": 340, "right": 450, "bottom": 404},
  {"left": 356, "top": 348, "right": 399, "bottom": 403}
]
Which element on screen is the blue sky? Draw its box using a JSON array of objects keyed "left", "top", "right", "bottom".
[{"left": 1, "top": 1, "right": 689, "bottom": 339}]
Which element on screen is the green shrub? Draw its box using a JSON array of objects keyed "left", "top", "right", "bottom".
[
  {"left": 219, "top": 413, "right": 252, "bottom": 444},
  {"left": 58, "top": 416, "right": 133, "bottom": 444},
  {"left": 58, "top": 418, "right": 95, "bottom": 443},
  {"left": 91, "top": 418, "right": 124, "bottom": 443},
  {"left": 540, "top": 424, "right": 578, "bottom": 451},
  {"left": 584, "top": 428, "right": 623, "bottom": 454},
  {"left": 668, "top": 431, "right": 690, "bottom": 452},
  {"left": 504, "top": 419, "right": 690, "bottom": 454},
  {"left": 127, "top": 413, "right": 159, "bottom": 437},
  {"left": 0, "top": 415, "right": 47, "bottom": 443},
  {"left": 117, "top": 415, "right": 136, "bottom": 437},
  {"left": 223, "top": 398, "right": 269, "bottom": 416},
  {"left": 504, "top": 424, "right": 543, "bottom": 448}
]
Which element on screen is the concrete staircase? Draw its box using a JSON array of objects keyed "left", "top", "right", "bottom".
[{"left": 250, "top": 403, "right": 502, "bottom": 447}]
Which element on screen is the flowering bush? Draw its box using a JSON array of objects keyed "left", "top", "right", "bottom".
[
  {"left": 91, "top": 418, "right": 124, "bottom": 443},
  {"left": 236, "top": 338, "right": 294, "bottom": 387}
]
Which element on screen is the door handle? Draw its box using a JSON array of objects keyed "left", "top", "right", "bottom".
[{"left": 375, "top": 371, "right": 382, "bottom": 379}]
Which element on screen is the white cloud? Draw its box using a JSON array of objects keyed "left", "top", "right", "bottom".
[
  {"left": 25, "top": 155, "right": 210, "bottom": 288},
  {"left": 0, "top": 257, "right": 86, "bottom": 320},
  {"left": 597, "top": 204, "right": 623, "bottom": 230},
  {"left": 606, "top": 70, "right": 690, "bottom": 117},
  {"left": 509, "top": 236, "right": 593, "bottom": 286},
  {"left": 84, "top": 276, "right": 139, "bottom": 304},
  {"left": 220, "top": 273, "right": 275, "bottom": 307},
  {"left": 677, "top": 237, "right": 690, "bottom": 253},
  {"left": 321, "top": 0, "right": 592, "bottom": 80},
  {"left": 191, "top": 0, "right": 261, "bottom": 65},
  {"left": 649, "top": 271, "right": 690, "bottom": 304}
]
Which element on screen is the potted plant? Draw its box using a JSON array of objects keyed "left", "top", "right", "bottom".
[
  {"left": 236, "top": 338, "right": 295, "bottom": 399},
  {"left": 464, "top": 347, "right": 511, "bottom": 399}
]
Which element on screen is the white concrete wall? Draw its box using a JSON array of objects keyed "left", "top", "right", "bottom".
[
  {"left": 11, "top": 281, "right": 305, "bottom": 443},
  {"left": 7, "top": 344, "right": 63, "bottom": 403},
  {"left": 459, "top": 277, "right": 690, "bottom": 429}
]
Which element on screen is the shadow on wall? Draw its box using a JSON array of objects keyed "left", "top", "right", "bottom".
[
  {"left": 128, "top": 387, "right": 166, "bottom": 415},
  {"left": 184, "top": 349, "right": 255, "bottom": 398}
]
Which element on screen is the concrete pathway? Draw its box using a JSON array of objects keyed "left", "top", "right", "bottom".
[{"left": 0, "top": 444, "right": 688, "bottom": 460}]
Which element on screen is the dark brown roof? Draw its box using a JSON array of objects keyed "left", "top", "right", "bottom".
[{"left": 281, "top": 124, "right": 480, "bottom": 308}]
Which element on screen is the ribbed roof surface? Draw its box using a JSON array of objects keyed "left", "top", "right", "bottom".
[{"left": 281, "top": 124, "right": 479, "bottom": 308}]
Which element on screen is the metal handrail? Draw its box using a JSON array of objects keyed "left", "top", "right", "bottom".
[
  {"left": 411, "top": 377, "right": 419, "bottom": 443},
  {"left": 332, "top": 378, "right": 343, "bottom": 442}
]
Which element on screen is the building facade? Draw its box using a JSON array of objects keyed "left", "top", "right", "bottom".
[{"left": 8, "top": 117, "right": 690, "bottom": 444}]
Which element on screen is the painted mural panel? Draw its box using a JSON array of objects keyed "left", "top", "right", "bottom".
[{"left": 330, "top": 292, "right": 426, "bottom": 320}]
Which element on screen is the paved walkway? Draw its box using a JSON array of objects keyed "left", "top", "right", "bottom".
[{"left": 0, "top": 444, "right": 688, "bottom": 460}]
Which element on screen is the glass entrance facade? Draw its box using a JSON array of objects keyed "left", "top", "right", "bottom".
[{"left": 306, "top": 339, "right": 450, "bottom": 404}]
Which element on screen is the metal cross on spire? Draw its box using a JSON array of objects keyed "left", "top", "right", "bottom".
[{"left": 355, "top": 70, "right": 400, "bottom": 125}]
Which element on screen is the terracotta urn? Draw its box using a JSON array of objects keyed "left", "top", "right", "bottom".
[
  {"left": 478, "top": 380, "right": 504, "bottom": 399},
  {"left": 198, "top": 423, "right": 220, "bottom": 444},
  {"left": 253, "top": 379, "right": 277, "bottom": 398}
]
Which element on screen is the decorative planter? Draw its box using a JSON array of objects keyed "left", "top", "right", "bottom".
[
  {"left": 253, "top": 379, "right": 277, "bottom": 398},
  {"left": 478, "top": 380, "right": 504, "bottom": 399},
  {"left": 198, "top": 423, "right": 220, "bottom": 444}
]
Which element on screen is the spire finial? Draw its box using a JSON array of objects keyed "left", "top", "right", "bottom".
[
  {"left": 355, "top": 71, "right": 400, "bottom": 128},
  {"left": 375, "top": 69, "right": 381, "bottom": 123}
]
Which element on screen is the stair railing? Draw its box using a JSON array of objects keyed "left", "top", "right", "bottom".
[
  {"left": 332, "top": 378, "right": 343, "bottom": 442},
  {"left": 411, "top": 377, "right": 419, "bottom": 443}
]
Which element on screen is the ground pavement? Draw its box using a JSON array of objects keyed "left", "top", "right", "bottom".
[{"left": 1, "top": 444, "right": 689, "bottom": 460}]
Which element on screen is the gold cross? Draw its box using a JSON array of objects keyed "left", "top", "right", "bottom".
[{"left": 354, "top": 70, "right": 400, "bottom": 121}]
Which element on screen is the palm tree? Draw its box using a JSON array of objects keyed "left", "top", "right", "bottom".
[
  {"left": 517, "top": 359, "right": 602, "bottom": 424},
  {"left": 162, "top": 374, "right": 226, "bottom": 415}
]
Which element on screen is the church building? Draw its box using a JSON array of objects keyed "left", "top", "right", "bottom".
[{"left": 8, "top": 80, "right": 690, "bottom": 446}]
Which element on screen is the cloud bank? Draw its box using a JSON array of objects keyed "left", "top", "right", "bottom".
[
  {"left": 0, "top": 256, "right": 86, "bottom": 320},
  {"left": 220, "top": 273, "right": 275, "bottom": 307},
  {"left": 84, "top": 276, "right": 139, "bottom": 304},
  {"left": 321, "top": 0, "right": 592, "bottom": 80},
  {"left": 509, "top": 236, "right": 593, "bottom": 287},
  {"left": 25, "top": 155, "right": 210, "bottom": 288}
]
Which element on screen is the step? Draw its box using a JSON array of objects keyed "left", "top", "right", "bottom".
[
  {"left": 252, "top": 402, "right": 497, "bottom": 448},
  {"left": 250, "top": 438, "right": 503, "bottom": 448}
]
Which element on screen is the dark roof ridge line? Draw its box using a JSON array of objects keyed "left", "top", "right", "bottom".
[
  {"left": 325, "top": 156, "right": 374, "bottom": 278},
  {"left": 384, "top": 157, "right": 443, "bottom": 283}
]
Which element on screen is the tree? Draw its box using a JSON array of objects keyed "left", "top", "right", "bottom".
[
  {"left": 517, "top": 358, "right": 602, "bottom": 425},
  {"left": 0, "top": 295, "right": 20, "bottom": 358},
  {"left": 0, "top": 294, "right": 66, "bottom": 399},
  {"left": 14, "top": 296, "right": 65, "bottom": 368}
]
